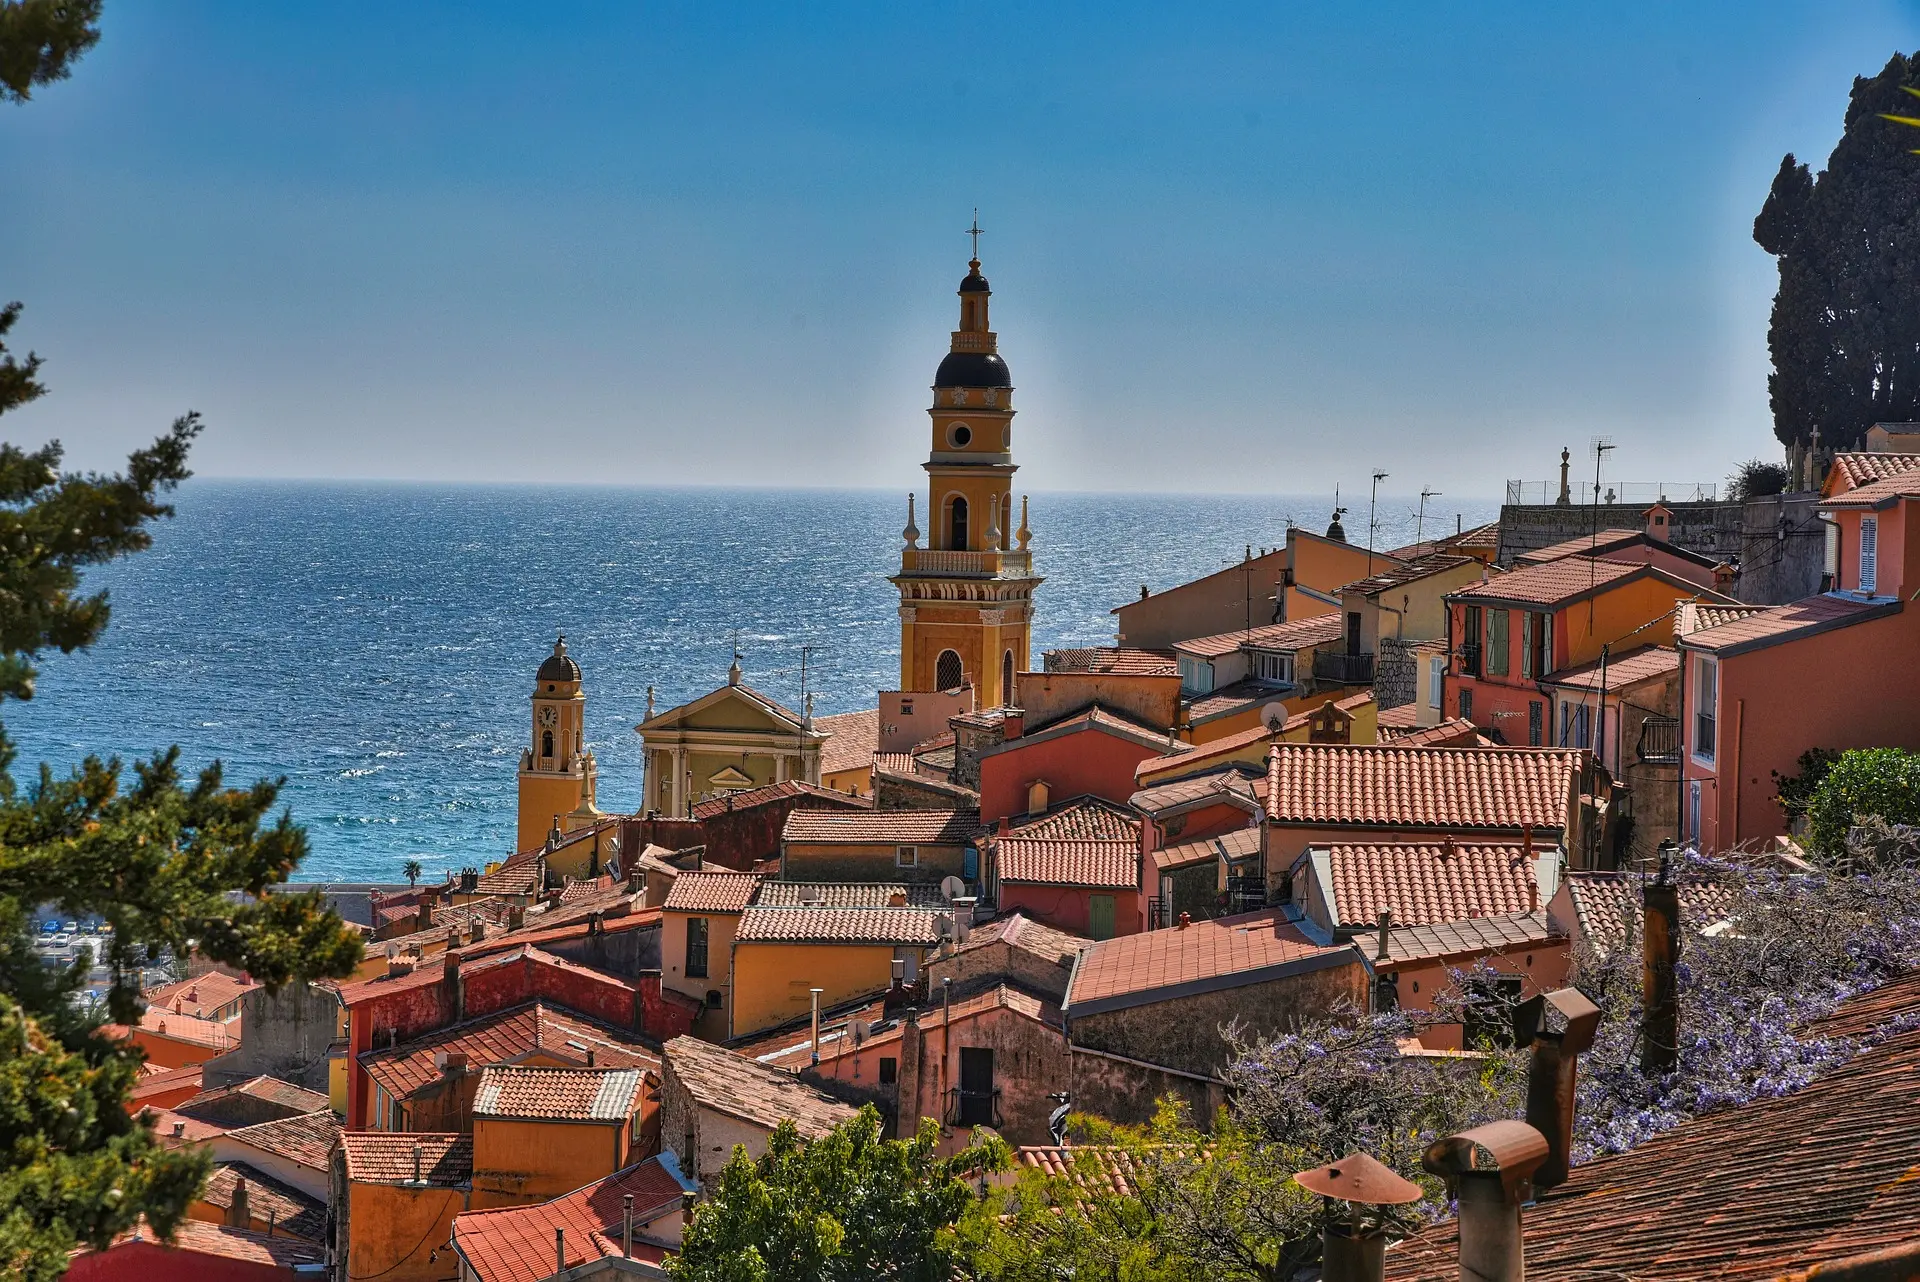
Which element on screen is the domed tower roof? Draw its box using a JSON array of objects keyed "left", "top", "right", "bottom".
[
  {"left": 936, "top": 254, "right": 1013, "bottom": 388},
  {"left": 935, "top": 350, "right": 1012, "bottom": 388},
  {"left": 537, "top": 635, "right": 581, "bottom": 684}
]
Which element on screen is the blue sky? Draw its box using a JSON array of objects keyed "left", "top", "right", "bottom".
[{"left": 3, "top": 2, "right": 1917, "bottom": 496}]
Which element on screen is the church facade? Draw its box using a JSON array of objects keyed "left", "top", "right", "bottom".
[{"left": 889, "top": 249, "right": 1042, "bottom": 708}]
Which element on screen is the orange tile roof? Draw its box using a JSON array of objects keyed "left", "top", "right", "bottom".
[
  {"left": 1316, "top": 839, "right": 1538, "bottom": 929},
  {"left": 740, "top": 984, "right": 1059, "bottom": 1072},
  {"left": 751, "top": 882, "right": 945, "bottom": 908},
  {"left": 1387, "top": 522, "right": 1499, "bottom": 560},
  {"left": 1016, "top": 1145, "right": 1141, "bottom": 1195},
  {"left": 1043, "top": 647, "right": 1180, "bottom": 676},
  {"left": 1514, "top": 529, "right": 1648, "bottom": 565},
  {"left": 129, "top": 1007, "right": 236, "bottom": 1050},
  {"left": 948, "top": 912, "right": 1091, "bottom": 967},
  {"left": 339, "top": 928, "right": 656, "bottom": 1005},
  {"left": 815, "top": 706, "right": 882, "bottom": 776},
  {"left": 1265, "top": 743, "right": 1580, "bottom": 832},
  {"left": 1825, "top": 450, "right": 1920, "bottom": 494},
  {"left": 735, "top": 905, "right": 942, "bottom": 946},
  {"left": 1378, "top": 910, "right": 1559, "bottom": 967},
  {"left": 128, "top": 1063, "right": 205, "bottom": 1106},
  {"left": 1007, "top": 796, "right": 1142, "bottom": 842},
  {"left": 691, "top": 778, "right": 870, "bottom": 820},
  {"left": 140, "top": 1106, "right": 230, "bottom": 1144},
  {"left": 1382, "top": 718, "right": 1487, "bottom": 748},
  {"left": 1679, "top": 593, "right": 1898, "bottom": 656},
  {"left": 660, "top": 870, "right": 762, "bottom": 914},
  {"left": 96, "top": 1217, "right": 325, "bottom": 1268},
  {"left": 359, "top": 1000, "right": 659, "bottom": 1101},
  {"left": 1173, "top": 612, "right": 1343, "bottom": 660},
  {"left": 1136, "top": 721, "right": 1276, "bottom": 782},
  {"left": 1385, "top": 986, "right": 1920, "bottom": 1282},
  {"left": 472, "top": 1065, "right": 643, "bottom": 1122},
  {"left": 176, "top": 1075, "right": 332, "bottom": 1128},
  {"left": 1151, "top": 825, "right": 1261, "bottom": 873},
  {"left": 994, "top": 836, "right": 1138, "bottom": 890},
  {"left": 453, "top": 1156, "right": 691, "bottom": 1282},
  {"left": 782, "top": 807, "right": 985, "bottom": 845},
  {"left": 1542, "top": 644, "right": 1678, "bottom": 691},
  {"left": 1375, "top": 703, "right": 1422, "bottom": 731},
  {"left": 663, "top": 1035, "right": 858, "bottom": 1137},
  {"left": 1445, "top": 556, "right": 1650, "bottom": 607},
  {"left": 201, "top": 1161, "right": 327, "bottom": 1240},
  {"left": 338, "top": 1131, "right": 473, "bottom": 1186},
  {"left": 1065, "top": 909, "right": 1357, "bottom": 1015},
  {"left": 1676, "top": 600, "right": 1767, "bottom": 634},
  {"left": 1129, "top": 767, "right": 1263, "bottom": 817},
  {"left": 1822, "top": 468, "right": 1920, "bottom": 507},
  {"left": 1339, "top": 554, "right": 1478, "bottom": 596},
  {"left": 144, "top": 970, "right": 257, "bottom": 1017},
  {"left": 1556, "top": 872, "right": 1738, "bottom": 957},
  {"left": 218, "top": 1110, "right": 340, "bottom": 1172},
  {"left": 476, "top": 853, "right": 544, "bottom": 897}
]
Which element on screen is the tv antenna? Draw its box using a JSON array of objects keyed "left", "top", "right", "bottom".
[{"left": 1417, "top": 487, "right": 1442, "bottom": 549}]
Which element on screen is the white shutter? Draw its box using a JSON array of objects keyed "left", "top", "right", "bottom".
[{"left": 1860, "top": 517, "right": 1879, "bottom": 594}]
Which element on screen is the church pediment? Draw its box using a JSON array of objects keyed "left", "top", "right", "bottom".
[
  {"left": 637, "top": 680, "right": 811, "bottom": 737},
  {"left": 707, "top": 765, "right": 756, "bottom": 789}
]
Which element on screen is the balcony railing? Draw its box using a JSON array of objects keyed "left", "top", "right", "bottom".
[
  {"left": 1637, "top": 715, "right": 1681, "bottom": 765},
  {"left": 1312, "top": 651, "right": 1375, "bottom": 685},
  {"left": 1459, "top": 642, "right": 1483, "bottom": 678},
  {"left": 1226, "top": 875, "right": 1267, "bottom": 916},
  {"left": 900, "top": 548, "right": 1034, "bottom": 577},
  {"left": 946, "top": 1086, "right": 1003, "bottom": 1129}
]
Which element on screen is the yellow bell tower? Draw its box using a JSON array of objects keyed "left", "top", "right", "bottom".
[
  {"left": 890, "top": 221, "right": 1041, "bottom": 708},
  {"left": 515, "top": 635, "right": 602, "bottom": 854}
]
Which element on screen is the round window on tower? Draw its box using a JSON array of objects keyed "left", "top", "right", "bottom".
[{"left": 947, "top": 423, "right": 972, "bottom": 448}]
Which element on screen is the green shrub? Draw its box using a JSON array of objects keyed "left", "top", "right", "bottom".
[{"left": 1806, "top": 747, "right": 1920, "bottom": 862}]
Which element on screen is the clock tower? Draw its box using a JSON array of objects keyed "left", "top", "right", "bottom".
[
  {"left": 516, "top": 635, "right": 602, "bottom": 855},
  {"left": 889, "top": 231, "right": 1041, "bottom": 708}
]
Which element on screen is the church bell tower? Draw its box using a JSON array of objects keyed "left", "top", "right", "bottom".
[
  {"left": 516, "top": 635, "right": 602, "bottom": 854},
  {"left": 890, "top": 221, "right": 1041, "bottom": 708}
]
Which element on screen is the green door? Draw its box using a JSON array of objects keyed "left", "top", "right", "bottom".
[{"left": 1089, "top": 894, "right": 1116, "bottom": 941}]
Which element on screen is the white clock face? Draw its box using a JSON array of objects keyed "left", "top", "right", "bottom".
[{"left": 538, "top": 707, "right": 558, "bottom": 729}]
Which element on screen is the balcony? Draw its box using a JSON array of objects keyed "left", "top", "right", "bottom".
[
  {"left": 1637, "top": 715, "right": 1680, "bottom": 765},
  {"left": 1312, "top": 651, "right": 1375, "bottom": 685},
  {"left": 946, "top": 1086, "right": 1003, "bottom": 1129},
  {"left": 900, "top": 548, "right": 1034, "bottom": 578}
]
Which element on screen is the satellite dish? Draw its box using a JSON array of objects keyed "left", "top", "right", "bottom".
[{"left": 940, "top": 876, "right": 967, "bottom": 903}]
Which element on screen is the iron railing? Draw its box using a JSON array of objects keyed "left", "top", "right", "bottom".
[
  {"left": 1505, "top": 480, "right": 1719, "bottom": 506},
  {"left": 1312, "top": 651, "right": 1375, "bottom": 685},
  {"left": 1636, "top": 716, "right": 1681, "bottom": 765},
  {"left": 1226, "top": 876, "right": 1267, "bottom": 916},
  {"left": 947, "top": 1086, "right": 1003, "bottom": 1129},
  {"left": 1460, "top": 642, "right": 1483, "bottom": 678}
]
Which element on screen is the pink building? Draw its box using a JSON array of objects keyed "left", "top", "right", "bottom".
[{"left": 1678, "top": 476, "right": 1920, "bottom": 852}]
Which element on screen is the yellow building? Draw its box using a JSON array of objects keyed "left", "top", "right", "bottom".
[
  {"left": 727, "top": 902, "right": 940, "bottom": 1038},
  {"left": 890, "top": 246, "right": 1041, "bottom": 708},
  {"left": 636, "top": 659, "right": 828, "bottom": 818},
  {"left": 468, "top": 1065, "right": 649, "bottom": 1208},
  {"left": 659, "top": 870, "right": 761, "bottom": 1039},
  {"left": 516, "top": 636, "right": 604, "bottom": 855}
]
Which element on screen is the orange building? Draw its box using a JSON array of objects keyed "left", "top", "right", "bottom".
[
  {"left": 468, "top": 1065, "right": 652, "bottom": 1208},
  {"left": 332, "top": 1133, "right": 474, "bottom": 1282}
]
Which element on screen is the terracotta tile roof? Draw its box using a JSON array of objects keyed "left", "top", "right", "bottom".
[
  {"left": 1385, "top": 988, "right": 1920, "bottom": 1282},
  {"left": 338, "top": 1131, "right": 474, "bottom": 1186},
  {"left": 1678, "top": 593, "right": 1898, "bottom": 656},
  {"left": 950, "top": 912, "right": 1091, "bottom": 966},
  {"left": 476, "top": 853, "right": 543, "bottom": 897},
  {"left": 1043, "top": 647, "right": 1180, "bottom": 677},
  {"left": 1007, "top": 796, "right": 1142, "bottom": 842},
  {"left": 1184, "top": 677, "right": 1297, "bottom": 724},
  {"left": 97, "top": 1217, "right": 325, "bottom": 1268},
  {"left": 1821, "top": 469, "right": 1920, "bottom": 508},
  {"left": 691, "top": 778, "right": 870, "bottom": 820},
  {"left": 339, "top": 931, "right": 655, "bottom": 1005},
  {"left": 1173, "top": 613, "right": 1344, "bottom": 660},
  {"left": 1315, "top": 840, "right": 1539, "bottom": 929},
  {"left": 141, "top": 1106, "right": 230, "bottom": 1144},
  {"left": 201, "top": 1161, "right": 327, "bottom": 1240},
  {"left": 1387, "top": 522, "right": 1499, "bottom": 559},
  {"left": 1382, "top": 717, "right": 1488, "bottom": 748},
  {"left": 362, "top": 896, "right": 522, "bottom": 956},
  {"left": 472, "top": 1065, "right": 643, "bottom": 1122},
  {"left": 559, "top": 875, "right": 615, "bottom": 903},
  {"left": 735, "top": 905, "right": 943, "bottom": 946},
  {"left": 660, "top": 870, "right": 762, "bottom": 914},
  {"left": 752, "top": 881, "right": 946, "bottom": 908},
  {"left": 1339, "top": 554, "right": 1477, "bottom": 596},
  {"left": 453, "top": 1156, "right": 691, "bottom": 1282},
  {"left": 219, "top": 1110, "right": 340, "bottom": 1172},
  {"left": 1445, "top": 557, "right": 1650, "bottom": 607},
  {"left": 1264, "top": 744, "right": 1581, "bottom": 832},
  {"left": 1010, "top": 703, "right": 1175, "bottom": 748},
  {"left": 176, "top": 1076, "right": 332, "bottom": 1128},
  {"left": 1826, "top": 449, "right": 1920, "bottom": 494},
  {"left": 1136, "top": 722, "right": 1276, "bottom": 782},
  {"left": 1677, "top": 600, "right": 1768, "bottom": 634},
  {"left": 815, "top": 706, "right": 882, "bottom": 776},
  {"left": 1376, "top": 703, "right": 1422, "bottom": 731},
  {"left": 871, "top": 750, "right": 972, "bottom": 794},
  {"left": 359, "top": 1000, "right": 659, "bottom": 1101},
  {"left": 144, "top": 971, "right": 257, "bottom": 1018},
  {"left": 1555, "top": 871, "right": 1738, "bottom": 957},
  {"left": 129, "top": 1007, "right": 236, "bottom": 1050},
  {"left": 1542, "top": 644, "right": 1678, "bottom": 691},
  {"left": 994, "top": 836, "right": 1138, "bottom": 889},
  {"left": 1016, "top": 1145, "right": 1140, "bottom": 1195},
  {"left": 1377, "top": 910, "right": 1559, "bottom": 967},
  {"left": 1514, "top": 529, "right": 1648, "bottom": 565},
  {"left": 1129, "top": 767, "right": 1263, "bottom": 817},
  {"left": 664, "top": 1035, "right": 858, "bottom": 1137},
  {"left": 1065, "top": 908, "right": 1357, "bottom": 1015},
  {"left": 128, "top": 1063, "right": 205, "bottom": 1105},
  {"left": 782, "top": 807, "right": 985, "bottom": 845},
  {"left": 1152, "top": 825, "right": 1262, "bottom": 873},
  {"left": 740, "top": 984, "right": 1060, "bottom": 1072}
]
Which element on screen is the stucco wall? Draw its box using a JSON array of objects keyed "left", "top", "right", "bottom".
[
  {"left": 470, "top": 1115, "right": 628, "bottom": 1208},
  {"left": 339, "top": 1175, "right": 468, "bottom": 1282},
  {"left": 783, "top": 841, "right": 965, "bottom": 884},
  {"left": 979, "top": 728, "right": 1162, "bottom": 825},
  {"left": 729, "top": 941, "right": 905, "bottom": 1038},
  {"left": 1114, "top": 548, "right": 1291, "bottom": 650},
  {"left": 1065, "top": 1046, "right": 1224, "bottom": 1129},
  {"left": 895, "top": 1003, "right": 1071, "bottom": 1150},
  {"left": 995, "top": 884, "right": 1140, "bottom": 940}
]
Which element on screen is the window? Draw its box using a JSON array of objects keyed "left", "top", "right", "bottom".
[
  {"left": 1486, "top": 609, "right": 1509, "bottom": 677},
  {"left": 1462, "top": 606, "right": 1483, "bottom": 675},
  {"left": 1560, "top": 702, "right": 1589, "bottom": 749},
  {"left": 705, "top": 989, "right": 723, "bottom": 1009},
  {"left": 1688, "top": 780, "right": 1703, "bottom": 843},
  {"left": 948, "top": 496, "right": 969, "bottom": 550},
  {"left": 1256, "top": 652, "right": 1294, "bottom": 683},
  {"left": 1860, "top": 516, "right": 1879, "bottom": 594},
  {"left": 1520, "top": 612, "right": 1533, "bottom": 678},
  {"left": 1529, "top": 612, "right": 1551, "bottom": 677},
  {"left": 1002, "top": 650, "right": 1015, "bottom": 705},
  {"left": 1528, "top": 700, "right": 1543, "bottom": 746},
  {"left": 541, "top": 730, "right": 554, "bottom": 758},
  {"left": 1459, "top": 688, "right": 1473, "bottom": 720},
  {"left": 1428, "top": 657, "right": 1445, "bottom": 708},
  {"left": 897, "top": 845, "right": 919, "bottom": 868},
  {"left": 1089, "top": 895, "right": 1116, "bottom": 941},
  {"left": 685, "top": 917, "right": 709, "bottom": 979},
  {"left": 1178, "top": 655, "right": 1214, "bottom": 694},
  {"left": 958, "top": 1047, "right": 996, "bottom": 1125},
  {"left": 935, "top": 649, "right": 964, "bottom": 691},
  {"left": 948, "top": 423, "right": 973, "bottom": 448},
  {"left": 1693, "top": 656, "right": 1718, "bottom": 763},
  {"left": 879, "top": 1056, "right": 898, "bottom": 1085},
  {"left": 1345, "top": 611, "right": 1363, "bottom": 655}
]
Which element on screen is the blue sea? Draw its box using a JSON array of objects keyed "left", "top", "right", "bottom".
[{"left": 4, "top": 481, "right": 1497, "bottom": 883}]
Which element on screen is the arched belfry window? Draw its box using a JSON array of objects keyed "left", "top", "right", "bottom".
[
  {"left": 542, "top": 730, "right": 554, "bottom": 758},
  {"left": 936, "top": 649, "right": 964, "bottom": 692},
  {"left": 949, "top": 496, "right": 969, "bottom": 551}
]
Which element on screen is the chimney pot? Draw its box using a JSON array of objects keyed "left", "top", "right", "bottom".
[
  {"left": 623, "top": 1193, "right": 635, "bottom": 1259},
  {"left": 1641, "top": 874, "right": 1682, "bottom": 1075},
  {"left": 1375, "top": 908, "right": 1393, "bottom": 962},
  {"left": 1176, "top": 912, "right": 1191, "bottom": 930},
  {"left": 556, "top": 1227, "right": 566, "bottom": 1275},
  {"left": 1516, "top": 987, "right": 1602, "bottom": 1190}
]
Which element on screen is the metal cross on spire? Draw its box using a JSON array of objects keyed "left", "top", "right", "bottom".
[{"left": 967, "top": 209, "right": 985, "bottom": 260}]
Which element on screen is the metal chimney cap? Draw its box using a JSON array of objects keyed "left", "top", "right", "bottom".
[
  {"left": 1514, "top": 987, "right": 1602, "bottom": 1055},
  {"left": 1292, "top": 1150, "right": 1423, "bottom": 1205},
  {"left": 1423, "top": 1120, "right": 1549, "bottom": 1203}
]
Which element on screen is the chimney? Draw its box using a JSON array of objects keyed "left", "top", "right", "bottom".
[
  {"left": 1515, "top": 987, "right": 1602, "bottom": 1190},
  {"left": 460, "top": 867, "right": 479, "bottom": 894},
  {"left": 172, "top": 1121, "right": 185, "bottom": 1139},
  {"left": 1641, "top": 858, "right": 1682, "bottom": 1075},
  {"left": 556, "top": 1227, "right": 566, "bottom": 1276},
  {"left": 1438, "top": 834, "right": 1457, "bottom": 860},
  {"left": 412, "top": 1143, "right": 423, "bottom": 1185},
  {"left": 1374, "top": 908, "right": 1392, "bottom": 963},
  {"left": 225, "top": 1177, "right": 251, "bottom": 1229},
  {"left": 442, "top": 949, "right": 465, "bottom": 1024},
  {"left": 469, "top": 919, "right": 485, "bottom": 944},
  {"left": 416, "top": 899, "right": 434, "bottom": 932},
  {"left": 586, "top": 1048, "right": 596, "bottom": 1067},
  {"left": 1292, "top": 1151, "right": 1423, "bottom": 1282},
  {"left": 507, "top": 905, "right": 526, "bottom": 930},
  {"left": 1712, "top": 561, "right": 1738, "bottom": 590},
  {"left": 888, "top": 891, "right": 908, "bottom": 908},
  {"left": 1176, "top": 912, "right": 1191, "bottom": 930},
  {"left": 437, "top": 1050, "right": 468, "bottom": 1076},
  {"left": 952, "top": 897, "right": 975, "bottom": 944},
  {"left": 1423, "top": 1120, "right": 1550, "bottom": 1282},
  {"left": 623, "top": 1193, "right": 635, "bottom": 1258}
]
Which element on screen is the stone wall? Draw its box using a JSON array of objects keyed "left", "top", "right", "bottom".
[
  {"left": 201, "top": 982, "right": 342, "bottom": 1092},
  {"left": 1496, "top": 501, "right": 1740, "bottom": 564},
  {"left": 927, "top": 936, "right": 1081, "bottom": 1002},
  {"left": 1065, "top": 1045, "right": 1224, "bottom": 1128},
  {"left": 1375, "top": 638, "right": 1419, "bottom": 710},
  {"left": 1734, "top": 492, "right": 1826, "bottom": 606}
]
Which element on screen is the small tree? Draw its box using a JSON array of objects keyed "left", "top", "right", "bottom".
[
  {"left": 1805, "top": 747, "right": 1920, "bottom": 865},
  {"left": 1725, "top": 459, "right": 1790, "bottom": 503},
  {"left": 670, "top": 1108, "right": 1005, "bottom": 1282},
  {"left": 1773, "top": 746, "right": 1840, "bottom": 829},
  {"left": 403, "top": 858, "right": 422, "bottom": 888}
]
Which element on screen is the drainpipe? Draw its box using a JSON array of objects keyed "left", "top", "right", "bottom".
[
  {"left": 623, "top": 1193, "right": 634, "bottom": 1258},
  {"left": 809, "top": 987, "right": 823, "bottom": 1067},
  {"left": 1641, "top": 853, "right": 1682, "bottom": 1075},
  {"left": 1515, "top": 987, "right": 1602, "bottom": 1190},
  {"left": 941, "top": 976, "right": 954, "bottom": 1123},
  {"left": 1423, "top": 1120, "right": 1549, "bottom": 1282}
]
